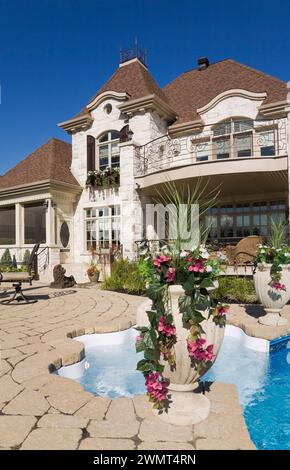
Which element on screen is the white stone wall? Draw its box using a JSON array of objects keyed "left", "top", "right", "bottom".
[{"left": 69, "top": 97, "right": 169, "bottom": 269}]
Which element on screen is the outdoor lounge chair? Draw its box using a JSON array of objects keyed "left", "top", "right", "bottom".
[
  {"left": 226, "top": 235, "right": 262, "bottom": 267},
  {"left": 0, "top": 244, "right": 39, "bottom": 304}
]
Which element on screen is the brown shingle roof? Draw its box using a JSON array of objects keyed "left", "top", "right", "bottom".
[
  {"left": 163, "top": 59, "right": 288, "bottom": 124},
  {"left": 72, "top": 59, "right": 169, "bottom": 119},
  {"left": 0, "top": 138, "right": 80, "bottom": 190}
]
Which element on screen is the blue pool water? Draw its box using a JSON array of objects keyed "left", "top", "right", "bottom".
[
  {"left": 58, "top": 328, "right": 290, "bottom": 450},
  {"left": 203, "top": 335, "right": 290, "bottom": 450}
]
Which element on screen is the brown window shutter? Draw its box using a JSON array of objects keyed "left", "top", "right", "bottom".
[
  {"left": 87, "top": 135, "right": 95, "bottom": 172},
  {"left": 119, "top": 125, "right": 129, "bottom": 143}
]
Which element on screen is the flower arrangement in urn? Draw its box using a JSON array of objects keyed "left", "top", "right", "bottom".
[
  {"left": 86, "top": 246, "right": 100, "bottom": 283},
  {"left": 253, "top": 220, "right": 290, "bottom": 326},
  {"left": 135, "top": 242, "right": 228, "bottom": 425}
]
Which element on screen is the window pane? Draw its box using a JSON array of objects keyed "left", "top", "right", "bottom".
[
  {"left": 196, "top": 142, "right": 209, "bottom": 162},
  {"left": 0, "top": 206, "right": 15, "bottom": 245},
  {"left": 234, "top": 120, "right": 253, "bottom": 133},
  {"left": 111, "top": 143, "right": 119, "bottom": 155},
  {"left": 24, "top": 203, "right": 46, "bottom": 244},
  {"left": 235, "top": 134, "right": 252, "bottom": 157},
  {"left": 213, "top": 121, "right": 231, "bottom": 136},
  {"left": 259, "top": 131, "right": 275, "bottom": 156},
  {"left": 111, "top": 131, "right": 120, "bottom": 140},
  {"left": 99, "top": 145, "right": 109, "bottom": 157},
  {"left": 99, "top": 133, "right": 109, "bottom": 143},
  {"left": 214, "top": 138, "right": 230, "bottom": 159},
  {"left": 99, "top": 157, "right": 109, "bottom": 170}
]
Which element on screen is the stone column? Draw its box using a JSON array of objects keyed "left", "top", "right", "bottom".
[
  {"left": 119, "top": 141, "right": 144, "bottom": 259},
  {"left": 45, "top": 199, "right": 56, "bottom": 247}
]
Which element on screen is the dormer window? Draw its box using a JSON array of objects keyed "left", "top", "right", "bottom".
[{"left": 97, "top": 131, "right": 120, "bottom": 170}]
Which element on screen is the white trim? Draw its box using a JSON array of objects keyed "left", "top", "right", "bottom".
[
  {"left": 225, "top": 324, "right": 269, "bottom": 352},
  {"left": 86, "top": 91, "right": 129, "bottom": 112},
  {"left": 197, "top": 89, "right": 267, "bottom": 115},
  {"left": 119, "top": 57, "right": 148, "bottom": 70}
]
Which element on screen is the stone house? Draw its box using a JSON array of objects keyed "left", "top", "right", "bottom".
[{"left": 0, "top": 51, "right": 289, "bottom": 282}]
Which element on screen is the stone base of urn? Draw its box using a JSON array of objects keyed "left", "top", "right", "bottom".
[
  {"left": 137, "top": 284, "right": 225, "bottom": 426},
  {"left": 258, "top": 309, "right": 288, "bottom": 326},
  {"left": 153, "top": 386, "right": 210, "bottom": 426}
]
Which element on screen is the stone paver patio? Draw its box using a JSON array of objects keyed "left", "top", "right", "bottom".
[{"left": 1, "top": 282, "right": 287, "bottom": 450}]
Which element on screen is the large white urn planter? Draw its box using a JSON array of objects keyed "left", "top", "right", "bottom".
[
  {"left": 254, "top": 263, "right": 290, "bottom": 326},
  {"left": 137, "top": 284, "right": 225, "bottom": 426}
]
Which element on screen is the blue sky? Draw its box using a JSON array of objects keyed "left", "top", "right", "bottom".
[{"left": 0, "top": 0, "right": 289, "bottom": 174}]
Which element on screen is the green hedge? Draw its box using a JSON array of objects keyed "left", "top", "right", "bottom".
[
  {"left": 213, "top": 276, "right": 257, "bottom": 304},
  {"left": 102, "top": 259, "right": 146, "bottom": 295}
]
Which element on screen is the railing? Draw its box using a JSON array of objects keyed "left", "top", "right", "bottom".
[{"left": 134, "top": 118, "right": 288, "bottom": 177}]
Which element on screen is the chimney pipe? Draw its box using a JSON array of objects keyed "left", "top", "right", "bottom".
[{"left": 198, "top": 57, "right": 209, "bottom": 70}]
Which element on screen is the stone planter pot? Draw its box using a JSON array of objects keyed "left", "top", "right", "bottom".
[
  {"left": 137, "top": 283, "right": 225, "bottom": 425},
  {"left": 88, "top": 271, "right": 100, "bottom": 283},
  {"left": 254, "top": 263, "right": 290, "bottom": 326}
]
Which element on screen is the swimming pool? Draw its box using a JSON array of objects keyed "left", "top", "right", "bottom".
[
  {"left": 203, "top": 332, "right": 290, "bottom": 450},
  {"left": 57, "top": 326, "right": 290, "bottom": 450}
]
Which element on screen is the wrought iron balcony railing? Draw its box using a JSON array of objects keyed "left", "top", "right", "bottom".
[{"left": 134, "top": 118, "right": 288, "bottom": 177}]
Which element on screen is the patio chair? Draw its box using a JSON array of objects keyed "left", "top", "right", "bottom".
[
  {"left": 0, "top": 244, "right": 39, "bottom": 304},
  {"left": 226, "top": 236, "right": 262, "bottom": 267}
]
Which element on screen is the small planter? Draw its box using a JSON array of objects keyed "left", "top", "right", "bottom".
[
  {"left": 254, "top": 263, "right": 290, "bottom": 326},
  {"left": 88, "top": 272, "right": 100, "bottom": 283}
]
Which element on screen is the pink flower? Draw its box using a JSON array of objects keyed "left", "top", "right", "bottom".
[
  {"left": 158, "top": 316, "right": 176, "bottom": 337},
  {"left": 187, "top": 338, "right": 215, "bottom": 362},
  {"left": 188, "top": 258, "right": 205, "bottom": 273},
  {"left": 154, "top": 255, "right": 171, "bottom": 271},
  {"left": 166, "top": 267, "right": 175, "bottom": 283},
  {"left": 271, "top": 282, "right": 286, "bottom": 291},
  {"left": 145, "top": 372, "right": 168, "bottom": 402},
  {"left": 135, "top": 335, "right": 142, "bottom": 343},
  {"left": 217, "top": 305, "right": 229, "bottom": 316}
]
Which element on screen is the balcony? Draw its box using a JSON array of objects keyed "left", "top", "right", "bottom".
[{"left": 134, "top": 118, "right": 288, "bottom": 190}]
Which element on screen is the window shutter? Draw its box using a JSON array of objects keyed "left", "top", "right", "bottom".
[
  {"left": 119, "top": 125, "right": 129, "bottom": 143},
  {"left": 87, "top": 135, "right": 95, "bottom": 172}
]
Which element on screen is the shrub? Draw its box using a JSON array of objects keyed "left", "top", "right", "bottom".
[
  {"left": 22, "top": 249, "right": 31, "bottom": 268},
  {"left": 0, "top": 248, "right": 13, "bottom": 268},
  {"left": 102, "top": 259, "right": 146, "bottom": 295},
  {"left": 213, "top": 276, "right": 257, "bottom": 304}
]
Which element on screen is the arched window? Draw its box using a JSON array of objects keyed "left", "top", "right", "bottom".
[
  {"left": 212, "top": 118, "right": 253, "bottom": 159},
  {"left": 97, "top": 131, "right": 120, "bottom": 171}
]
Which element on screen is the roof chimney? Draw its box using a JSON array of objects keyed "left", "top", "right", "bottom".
[{"left": 198, "top": 57, "right": 209, "bottom": 71}]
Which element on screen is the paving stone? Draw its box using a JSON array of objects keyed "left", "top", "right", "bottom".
[
  {"left": 87, "top": 420, "right": 139, "bottom": 438},
  {"left": 0, "top": 374, "right": 23, "bottom": 402},
  {"left": 0, "top": 360, "right": 12, "bottom": 376},
  {"left": 47, "top": 391, "right": 92, "bottom": 414},
  {"left": 39, "top": 376, "right": 84, "bottom": 396},
  {"left": 79, "top": 438, "right": 135, "bottom": 450},
  {"left": 21, "top": 428, "right": 82, "bottom": 450},
  {"left": 194, "top": 411, "right": 249, "bottom": 440},
  {"left": 0, "top": 348, "right": 23, "bottom": 359},
  {"left": 138, "top": 442, "right": 195, "bottom": 450},
  {"left": 133, "top": 395, "right": 153, "bottom": 419},
  {"left": 106, "top": 398, "right": 136, "bottom": 423},
  {"left": 22, "top": 374, "right": 57, "bottom": 391},
  {"left": 75, "top": 396, "right": 111, "bottom": 420},
  {"left": 139, "top": 418, "right": 193, "bottom": 443},
  {"left": 37, "top": 414, "right": 89, "bottom": 429},
  {"left": 0, "top": 416, "right": 37, "bottom": 448},
  {"left": 2, "top": 389, "right": 49, "bottom": 416},
  {"left": 195, "top": 436, "right": 255, "bottom": 450}
]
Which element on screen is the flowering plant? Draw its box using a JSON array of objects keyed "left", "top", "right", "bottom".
[
  {"left": 254, "top": 244, "right": 290, "bottom": 291},
  {"left": 86, "top": 167, "right": 120, "bottom": 189},
  {"left": 136, "top": 243, "right": 227, "bottom": 410}
]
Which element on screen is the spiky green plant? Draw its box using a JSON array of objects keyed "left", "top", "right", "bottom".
[
  {"left": 268, "top": 218, "right": 287, "bottom": 249},
  {"left": 153, "top": 178, "right": 220, "bottom": 253}
]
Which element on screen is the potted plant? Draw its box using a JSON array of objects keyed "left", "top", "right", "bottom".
[
  {"left": 253, "top": 220, "right": 290, "bottom": 326},
  {"left": 86, "top": 246, "right": 100, "bottom": 283},
  {"left": 136, "top": 243, "right": 228, "bottom": 426}
]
